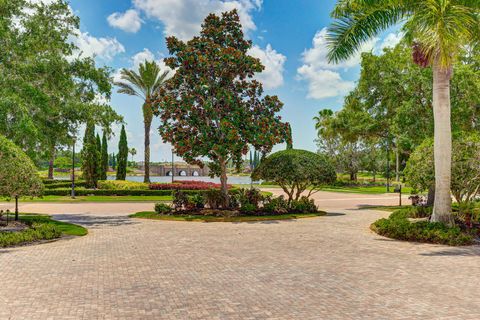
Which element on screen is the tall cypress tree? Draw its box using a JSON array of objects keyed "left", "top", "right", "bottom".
[
  {"left": 101, "top": 132, "right": 109, "bottom": 180},
  {"left": 116, "top": 125, "right": 128, "bottom": 180},
  {"left": 81, "top": 121, "right": 100, "bottom": 188},
  {"left": 286, "top": 123, "right": 293, "bottom": 150}
]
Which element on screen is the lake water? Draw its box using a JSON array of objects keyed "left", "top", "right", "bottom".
[{"left": 106, "top": 175, "right": 254, "bottom": 185}]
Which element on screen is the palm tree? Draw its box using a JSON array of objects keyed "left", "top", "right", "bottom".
[
  {"left": 115, "top": 61, "right": 170, "bottom": 183},
  {"left": 326, "top": 0, "right": 480, "bottom": 225},
  {"left": 129, "top": 147, "right": 137, "bottom": 165}
]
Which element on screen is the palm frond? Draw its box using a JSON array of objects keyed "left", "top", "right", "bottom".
[
  {"left": 115, "top": 82, "right": 142, "bottom": 98},
  {"left": 152, "top": 70, "right": 171, "bottom": 95},
  {"left": 327, "top": 0, "right": 412, "bottom": 63},
  {"left": 404, "top": 0, "right": 480, "bottom": 67}
]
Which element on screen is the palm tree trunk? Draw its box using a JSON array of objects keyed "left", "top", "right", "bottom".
[
  {"left": 143, "top": 101, "right": 152, "bottom": 184},
  {"left": 431, "top": 60, "right": 453, "bottom": 225}
]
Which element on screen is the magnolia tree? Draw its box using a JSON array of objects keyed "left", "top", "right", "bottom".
[
  {"left": 154, "top": 10, "right": 290, "bottom": 206},
  {"left": 252, "top": 150, "right": 336, "bottom": 203},
  {"left": 405, "top": 135, "right": 480, "bottom": 226},
  {"left": 0, "top": 135, "right": 43, "bottom": 220}
]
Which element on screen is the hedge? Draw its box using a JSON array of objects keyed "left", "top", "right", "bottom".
[
  {"left": 44, "top": 181, "right": 87, "bottom": 189},
  {"left": 149, "top": 180, "right": 232, "bottom": 190},
  {"left": 44, "top": 188, "right": 239, "bottom": 197}
]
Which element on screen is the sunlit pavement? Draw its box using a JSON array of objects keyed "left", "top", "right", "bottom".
[{"left": 0, "top": 191, "right": 479, "bottom": 319}]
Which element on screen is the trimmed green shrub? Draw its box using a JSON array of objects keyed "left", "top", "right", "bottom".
[
  {"left": 154, "top": 203, "right": 172, "bottom": 215},
  {"left": 263, "top": 196, "right": 289, "bottom": 214},
  {"left": 98, "top": 180, "right": 148, "bottom": 190},
  {"left": 172, "top": 190, "right": 189, "bottom": 210},
  {"left": 189, "top": 194, "right": 205, "bottom": 209},
  {"left": 371, "top": 209, "right": 473, "bottom": 246},
  {"left": 0, "top": 135, "right": 43, "bottom": 199},
  {"left": 289, "top": 196, "right": 318, "bottom": 213},
  {"left": 240, "top": 203, "right": 256, "bottom": 214},
  {"left": 235, "top": 188, "right": 264, "bottom": 209},
  {"left": 252, "top": 149, "right": 336, "bottom": 203}
]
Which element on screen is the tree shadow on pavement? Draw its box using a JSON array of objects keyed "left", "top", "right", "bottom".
[
  {"left": 324, "top": 212, "right": 346, "bottom": 217},
  {"left": 420, "top": 246, "right": 480, "bottom": 257},
  {"left": 53, "top": 214, "right": 140, "bottom": 229}
]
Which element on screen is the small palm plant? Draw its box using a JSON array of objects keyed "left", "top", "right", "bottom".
[
  {"left": 115, "top": 61, "right": 170, "bottom": 183},
  {"left": 326, "top": 0, "right": 480, "bottom": 225}
]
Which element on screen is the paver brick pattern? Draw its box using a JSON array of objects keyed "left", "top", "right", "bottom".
[{"left": 0, "top": 192, "right": 479, "bottom": 320}]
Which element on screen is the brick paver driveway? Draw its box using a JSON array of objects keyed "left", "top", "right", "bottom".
[{"left": 0, "top": 192, "right": 479, "bottom": 320}]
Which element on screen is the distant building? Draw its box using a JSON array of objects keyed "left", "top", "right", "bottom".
[{"left": 138, "top": 162, "right": 210, "bottom": 177}]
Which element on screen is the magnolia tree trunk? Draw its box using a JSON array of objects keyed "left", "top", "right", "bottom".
[
  {"left": 48, "top": 146, "right": 55, "bottom": 180},
  {"left": 143, "top": 101, "right": 152, "bottom": 183},
  {"left": 219, "top": 157, "right": 229, "bottom": 208},
  {"left": 431, "top": 60, "right": 453, "bottom": 225}
]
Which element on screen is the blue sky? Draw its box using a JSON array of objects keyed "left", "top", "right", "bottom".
[{"left": 66, "top": 0, "right": 401, "bottom": 162}]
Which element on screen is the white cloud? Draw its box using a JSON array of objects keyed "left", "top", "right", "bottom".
[
  {"left": 132, "top": 0, "right": 262, "bottom": 40},
  {"left": 297, "top": 28, "right": 378, "bottom": 100},
  {"left": 131, "top": 48, "right": 156, "bottom": 68},
  {"left": 296, "top": 67, "right": 355, "bottom": 100},
  {"left": 248, "top": 44, "right": 286, "bottom": 89},
  {"left": 74, "top": 32, "right": 125, "bottom": 61},
  {"left": 378, "top": 32, "right": 403, "bottom": 51},
  {"left": 107, "top": 9, "right": 143, "bottom": 33}
]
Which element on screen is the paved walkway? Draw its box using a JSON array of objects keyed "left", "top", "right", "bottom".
[{"left": 0, "top": 192, "right": 479, "bottom": 319}]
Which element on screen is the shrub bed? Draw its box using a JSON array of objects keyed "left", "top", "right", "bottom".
[
  {"left": 149, "top": 180, "right": 232, "bottom": 190},
  {"left": 0, "top": 221, "right": 61, "bottom": 247},
  {"left": 371, "top": 208, "right": 474, "bottom": 246},
  {"left": 150, "top": 188, "right": 321, "bottom": 218}
]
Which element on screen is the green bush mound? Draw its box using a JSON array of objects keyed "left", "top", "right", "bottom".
[{"left": 371, "top": 208, "right": 474, "bottom": 246}]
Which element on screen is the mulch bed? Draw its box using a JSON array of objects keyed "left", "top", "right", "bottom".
[{"left": 0, "top": 219, "right": 29, "bottom": 232}]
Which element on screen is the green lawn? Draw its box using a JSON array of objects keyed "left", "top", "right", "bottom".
[
  {"left": 0, "top": 195, "right": 172, "bottom": 203},
  {"left": 130, "top": 211, "right": 326, "bottom": 222},
  {"left": 320, "top": 185, "right": 413, "bottom": 195}
]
